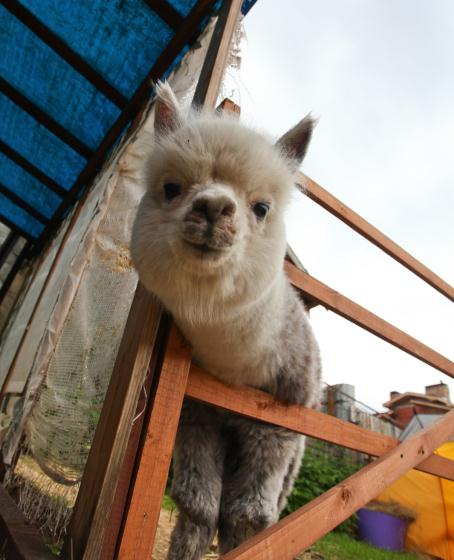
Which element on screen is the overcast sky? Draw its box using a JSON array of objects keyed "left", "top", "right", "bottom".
[{"left": 224, "top": 0, "right": 453, "bottom": 410}]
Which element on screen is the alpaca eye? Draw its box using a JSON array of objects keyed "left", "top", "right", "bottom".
[
  {"left": 163, "top": 182, "right": 181, "bottom": 200},
  {"left": 252, "top": 202, "right": 270, "bottom": 219}
]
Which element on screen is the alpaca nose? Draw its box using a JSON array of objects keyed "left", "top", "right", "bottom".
[{"left": 192, "top": 195, "right": 236, "bottom": 222}]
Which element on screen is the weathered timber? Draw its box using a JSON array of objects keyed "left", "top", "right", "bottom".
[
  {"left": 0, "top": 484, "right": 54, "bottom": 560},
  {"left": 297, "top": 172, "right": 454, "bottom": 303},
  {"left": 117, "top": 326, "right": 192, "bottom": 559},
  {"left": 186, "top": 366, "right": 454, "bottom": 481},
  {"left": 62, "top": 286, "right": 163, "bottom": 559},
  {"left": 192, "top": 0, "right": 243, "bottom": 108},
  {"left": 285, "top": 261, "right": 454, "bottom": 379}
]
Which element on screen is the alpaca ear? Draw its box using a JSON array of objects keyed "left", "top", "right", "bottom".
[
  {"left": 277, "top": 114, "right": 316, "bottom": 171},
  {"left": 154, "top": 81, "right": 182, "bottom": 135}
]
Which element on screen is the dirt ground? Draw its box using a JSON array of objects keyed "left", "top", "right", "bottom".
[{"left": 152, "top": 508, "right": 321, "bottom": 560}]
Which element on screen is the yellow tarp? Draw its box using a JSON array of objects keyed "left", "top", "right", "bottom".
[{"left": 378, "top": 442, "right": 454, "bottom": 560}]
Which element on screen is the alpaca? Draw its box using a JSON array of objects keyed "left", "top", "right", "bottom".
[{"left": 131, "top": 83, "right": 322, "bottom": 560}]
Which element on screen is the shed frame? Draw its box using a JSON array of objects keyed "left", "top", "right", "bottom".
[{"left": 0, "top": 1, "right": 453, "bottom": 558}]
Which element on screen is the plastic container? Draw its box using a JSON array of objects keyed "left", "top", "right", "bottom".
[{"left": 358, "top": 507, "right": 409, "bottom": 552}]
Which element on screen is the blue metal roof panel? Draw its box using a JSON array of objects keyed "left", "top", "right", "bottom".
[
  {"left": 18, "top": 0, "right": 175, "bottom": 99},
  {"left": 0, "top": 93, "right": 86, "bottom": 190},
  {"left": 0, "top": 152, "right": 61, "bottom": 220},
  {"left": 0, "top": 6, "right": 122, "bottom": 150},
  {"left": 0, "top": 193, "right": 45, "bottom": 238}
]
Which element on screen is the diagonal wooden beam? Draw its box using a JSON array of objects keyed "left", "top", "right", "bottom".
[
  {"left": 192, "top": 0, "right": 243, "bottom": 107},
  {"left": 61, "top": 288, "right": 164, "bottom": 560},
  {"left": 143, "top": 0, "right": 185, "bottom": 31},
  {"left": 297, "top": 172, "right": 454, "bottom": 303},
  {"left": 220, "top": 409, "right": 454, "bottom": 560},
  {"left": 0, "top": 484, "right": 54, "bottom": 560},
  {"left": 186, "top": 365, "right": 454, "bottom": 481},
  {"left": 285, "top": 261, "right": 454, "bottom": 378}
]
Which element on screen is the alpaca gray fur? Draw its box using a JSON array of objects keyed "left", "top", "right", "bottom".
[{"left": 131, "top": 82, "right": 322, "bottom": 559}]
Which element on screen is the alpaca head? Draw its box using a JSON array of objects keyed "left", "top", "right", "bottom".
[{"left": 131, "top": 82, "right": 314, "bottom": 322}]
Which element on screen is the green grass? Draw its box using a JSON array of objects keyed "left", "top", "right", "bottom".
[
  {"left": 310, "top": 533, "right": 421, "bottom": 560},
  {"left": 162, "top": 494, "right": 176, "bottom": 512}
]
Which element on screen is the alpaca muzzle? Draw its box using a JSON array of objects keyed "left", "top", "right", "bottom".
[{"left": 182, "top": 194, "right": 237, "bottom": 251}]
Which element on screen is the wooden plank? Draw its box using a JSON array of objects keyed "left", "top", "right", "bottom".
[
  {"left": 99, "top": 316, "right": 169, "bottom": 560},
  {"left": 285, "top": 261, "right": 454, "bottom": 379},
  {"left": 192, "top": 0, "right": 243, "bottom": 108},
  {"left": 117, "top": 325, "right": 192, "bottom": 560},
  {"left": 186, "top": 366, "right": 454, "bottom": 481},
  {"left": 297, "top": 173, "right": 454, "bottom": 303},
  {"left": 143, "top": 0, "right": 184, "bottom": 31},
  {"left": 0, "top": 484, "right": 54, "bottom": 560},
  {"left": 61, "top": 286, "right": 163, "bottom": 560},
  {"left": 220, "top": 409, "right": 454, "bottom": 560}
]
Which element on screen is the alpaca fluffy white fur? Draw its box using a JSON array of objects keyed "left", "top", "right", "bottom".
[{"left": 131, "top": 82, "right": 321, "bottom": 559}]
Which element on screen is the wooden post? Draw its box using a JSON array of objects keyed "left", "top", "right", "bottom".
[
  {"left": 61, "top": 287, "right": 163, "bottom": 559},
  {"left": 116, "top": 326, "right": 192, "bottom": 558},
  {"left": 192, "top": 0, "right": 243, "bottom": 109},
  {"left": 63, "top": 1, "right": 243, "bottom": 558}
]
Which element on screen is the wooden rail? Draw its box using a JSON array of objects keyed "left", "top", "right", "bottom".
[
  {"left": 187, "top": 366, "right": 454, "bottom": 481},
  {"left": 220, "top": 409, "right": 454, "bottom": 560},
  {"left": 297, "top": 172, "right": 454, "bottom": 303},
  {"left": 285, "top": 261, "right": 454, "bottom": 379}
]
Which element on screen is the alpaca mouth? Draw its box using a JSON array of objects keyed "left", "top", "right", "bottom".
[{"left": 184, "top": 240, "right": 226, "bottom": 258}]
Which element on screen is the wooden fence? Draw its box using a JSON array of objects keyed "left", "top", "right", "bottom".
[
  {"left": 85, "top": 1, "right": 453, "bottom": 554},
  {"left": 0, "top": 0, "right": 452, "bottom": 558}
]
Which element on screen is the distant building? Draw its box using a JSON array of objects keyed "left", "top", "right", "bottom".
[
  {"left": 378, "top": 382, "right": 453, "bottom": 429},
  {"left": 322, "top": 383, "right": 400, "bottom": 438}
]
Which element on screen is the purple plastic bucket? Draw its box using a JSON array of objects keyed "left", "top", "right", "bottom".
[{"left": 358, "top": 508, "right": 409, "bottom": 552}]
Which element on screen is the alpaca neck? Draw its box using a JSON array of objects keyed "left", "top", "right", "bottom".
[{"left": 174, "top": 271, "right": 288, "bottom": 388}]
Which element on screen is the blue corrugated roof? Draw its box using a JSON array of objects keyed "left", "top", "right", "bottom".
[{"left": 0, "top": 0, "right": 256, "bottom": 245}]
